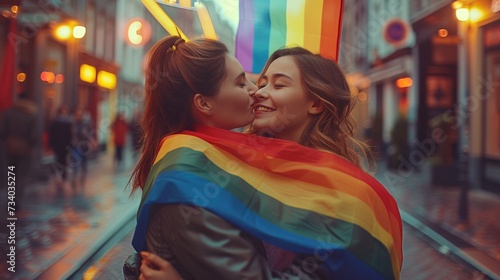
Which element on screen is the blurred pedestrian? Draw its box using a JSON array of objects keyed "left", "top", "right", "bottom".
[
  {"left": 111, "top": 113, "right": 129, "bottom": 170},
  {"left": 0, "top": 92, "right": 38, "bottom": 211},
  {"left": 71, "top": 106, "right": 93, "bottom": 189},
  {"left": 49, "top": 105, "right": 72, "bottom": 188}
]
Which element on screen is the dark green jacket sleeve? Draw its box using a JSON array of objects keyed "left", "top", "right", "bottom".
[{"left": 146, "top": 204, "right": 323, "bottom": 280}]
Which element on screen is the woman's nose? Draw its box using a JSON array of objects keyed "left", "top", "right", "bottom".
[
  {"left": 247, "top": 81, "right": 258, "bottom": 96},
  {"left": 253, "top": 87, "right": 268, "bottom": 100}
]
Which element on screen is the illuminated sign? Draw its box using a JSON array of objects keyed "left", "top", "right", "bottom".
[
  {"left": 97, "top": 70, "right": 116, "bottom": 90},
  {"left": 80, "top": 64, "right": 96, "bottom": 83},
  {"left": 126, "top": 18, "right": 152, "bottom": 46}
]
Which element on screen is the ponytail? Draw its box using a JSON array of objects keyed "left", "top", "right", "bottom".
[{"left": 130, "top": 36, "right": 228, "bottom": 192}]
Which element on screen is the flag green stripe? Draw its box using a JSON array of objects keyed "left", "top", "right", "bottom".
[{"left": 141, "top": 147, "right": 395, "bottom": 279}]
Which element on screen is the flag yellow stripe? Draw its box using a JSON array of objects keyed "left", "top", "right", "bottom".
[
  {"left": 154, "top": 135, "right": 399, "bottom": 269},
  {"left": 285, "top": 0, "right": 306, "bottom": 47},
  {"left": 303, "top": 0, "right": 323, "bottom": 53}
]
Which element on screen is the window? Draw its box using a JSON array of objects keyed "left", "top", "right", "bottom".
[
  {"left": 105, "top": 18, "right": 115, "bottom": 61},
  {"left": 85, "top": 2, "right": 95, "bottom": 53}
]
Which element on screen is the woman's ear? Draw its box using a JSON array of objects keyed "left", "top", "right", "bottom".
[
  {"left": 308, "top": 98, "right": 324, "bottom": 115},
  {"left": 192, "top": 93, "right": 212, "bottom": 116}
]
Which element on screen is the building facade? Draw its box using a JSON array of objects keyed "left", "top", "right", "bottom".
[
  {"left": 0, "top": 0, "right": 168, "bottom": 179},
  {"left": 340, "top": 0, "right": 415, "bottom": 160},
  {"left": 463, "top": 0, "right": 500, "bottom": 192},
  {"left": 342, "top": 0, "right": 500, "bottom": 192}
]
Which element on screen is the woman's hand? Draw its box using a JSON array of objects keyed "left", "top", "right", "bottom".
[{"left": 139, "top": 252, "right": 183, "bottom": 280}]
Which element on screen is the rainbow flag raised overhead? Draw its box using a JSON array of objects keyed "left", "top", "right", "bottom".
[
  {"left": 132, "top": 126, "right": 402, "bottom": 279},
  {"left": 235, "top": 0, "right": 344, "bottom": 73}
]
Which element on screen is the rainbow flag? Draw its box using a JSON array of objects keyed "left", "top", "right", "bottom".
[
  {"left": 235, "top": 0, "right": 344, "bottom": 73},
  {"left": 132, "top": 126, "right": 402, "bottom": 279}
]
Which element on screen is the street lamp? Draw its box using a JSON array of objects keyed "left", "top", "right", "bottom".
[
  {"left": 455, "top": 8, "right": 470, "bottom": 22},
  {"left": 54, "top": 24, "right": 86, "bottom": 40},
  {"left": 52, "top": 22, "right": 86, "bottom": 106},
  {"left": 73, "top": 26, "right": 86, "bottom": 39},
  {"left": 452, "top": 0, "right": 471, "bottom": 225},
  {"left": 55, "top": 25, "right": 71, "bottom": 40}
]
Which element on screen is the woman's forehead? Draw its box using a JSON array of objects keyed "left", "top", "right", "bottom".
[
  {"left": 225, "top": 55, "right": 245, "bottom": 76},
  {"left": 265, "top": 56, "right": 299, "bottom": 78}
]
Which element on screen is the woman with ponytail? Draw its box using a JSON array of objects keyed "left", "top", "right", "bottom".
[
  {"left": 130, "top": 35, "right": 256, "bottom": 195},
  {"left": 128, "top": 36, "right": 323, "bottom": 280}
]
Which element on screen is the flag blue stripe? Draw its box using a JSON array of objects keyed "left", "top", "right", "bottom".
[
  {"left": 251, "top": 0, "right": 271, "bottom": 73},
  {"left": 132, "top": 170, "right": 386, "bottom": 279}
]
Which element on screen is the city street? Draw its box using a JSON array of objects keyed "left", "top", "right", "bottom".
[
  {"left": 1, "top": 151, "right": 498, "bottom": 279},
  {"left": 0, "top": 149, "right": 140, "bottom": 280}
]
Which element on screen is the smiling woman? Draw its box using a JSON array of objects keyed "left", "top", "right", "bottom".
[
  {"left": 253, "top": 55, "right": 321, "bottom": 143},
  {"left": 252, "top": 47, "right": 373, "bottom": 169}
]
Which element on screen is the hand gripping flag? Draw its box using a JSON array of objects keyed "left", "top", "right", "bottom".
[{"left": 132, "top": 126, "right": 403, "bottom": 279}]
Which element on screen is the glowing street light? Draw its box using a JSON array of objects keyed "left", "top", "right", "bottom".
[
  {"left": 455, "top": 7, "right": 470, "bottom": 22},
  {"left": 73, "top": 26, "right": 86, "bottom": 39},
  {"left": 396, "top": 77, "right": 413, "bottom": 88},
  {"left": 54, "top": 24, "right": 86, "bottom": 40},
  {"left": 55, "top": 25, "right": 72, "bottom": 40}
]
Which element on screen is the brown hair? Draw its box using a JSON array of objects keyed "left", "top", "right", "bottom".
[
  {"left": 130, "top": 36, "right": 229, "bottom": 191},
  {"left": 257, "top": 47, "right": 374, "bottom": 170}
]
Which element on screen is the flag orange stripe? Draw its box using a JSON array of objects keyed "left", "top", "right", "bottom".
[{"left": 320, "top": 0, "right": 343, "bottom": 60}]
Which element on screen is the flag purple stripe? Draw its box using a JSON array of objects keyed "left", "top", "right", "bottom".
[{"left": 235, "top": 0, "right": 255, "bottom": 72}]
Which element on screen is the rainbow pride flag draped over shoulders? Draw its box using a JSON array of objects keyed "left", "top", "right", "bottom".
[
  {"left": 235, "top": 0, "right": 343, "bottom": 73},
  {"left": 132, "top": 126, "right": 402, "bottom": 279}
]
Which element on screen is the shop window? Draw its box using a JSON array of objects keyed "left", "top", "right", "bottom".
[{"left": 485, "top": 51, "right": 500, "bottom": 159}]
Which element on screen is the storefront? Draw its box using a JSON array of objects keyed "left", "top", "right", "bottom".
[
  {"left": 481, "top": 20, "right": 500, "bottom": 192},
  {"left": 78, "top": 52, "right": 119, "bottom": 152},
  {"left": 411, "top": 4, "right": 458, "bottom": 151},
  {"left": 366, "top": 48, "right": 414, "bottom": 158}
]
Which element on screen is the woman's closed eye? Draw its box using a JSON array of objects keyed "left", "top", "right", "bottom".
[{"left": 236, "top": 78, "right": 247, "bottom": 88}]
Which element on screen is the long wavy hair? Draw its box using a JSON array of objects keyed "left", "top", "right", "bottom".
[
  {"left": 255, "top": 47, "right": 374, "bottom": 170},
  {"left": 130, "top": 36, "right": 229, "bottom": 192}
]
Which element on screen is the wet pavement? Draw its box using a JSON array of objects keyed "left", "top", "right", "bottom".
[
  {"left": 82, "top": 161, "right": 498, "bottom": 280},
  {"left": 375, "top": 162, "right": 500, "bottom": 279},
  {"left": 0, "top": 150, "right": 140, "bottom": 280},
  {"left": 1, "top": 151, "right": 499, "bottom": 279},
  {"left": 82, "top": 222, "right": 481, "bottom": 279}
]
